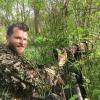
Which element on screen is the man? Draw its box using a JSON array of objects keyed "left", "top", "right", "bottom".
[
  {"left": 0, "top": 23, "right": 65, "bottom": 100},
  {"left": 0, "top": 23, "right": 51, "bottom": 100},
  {"left": 53, "top": 47, "right": 88, "bottom": 100}
]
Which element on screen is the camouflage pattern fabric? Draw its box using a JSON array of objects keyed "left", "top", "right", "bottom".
[
  {"left": 0, "top": 44, "right": 65, "bottom": 100},
  {"left": 37, "top": 64, "right": 65, "bottom": 95},
  {"left": 0, "top": 44, "right": 46, "bottom": 99},
  {"left": 53, "top": 47, "right": 87, "bottom": 100}
]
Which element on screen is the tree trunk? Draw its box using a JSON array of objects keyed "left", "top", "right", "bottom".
[{"left": 34, "top": 8, "right": 41, "bottom": 34}]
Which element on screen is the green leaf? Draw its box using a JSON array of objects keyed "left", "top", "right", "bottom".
[
  {"left": 93, "top": 89, "right": 100, "bottom": 97},
  {"left": 63, "top": 84, "right": 70, "bottom": 90}
]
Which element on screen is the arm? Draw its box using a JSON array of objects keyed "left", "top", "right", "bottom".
[{"left": 0, "top": 51, "right": 47, "bottom": 99}]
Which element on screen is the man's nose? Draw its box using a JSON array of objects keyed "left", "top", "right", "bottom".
[{"left": 20, "top": 39, "right": 24, "bottom": 45}]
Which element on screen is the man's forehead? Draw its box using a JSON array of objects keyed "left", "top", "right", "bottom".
[
  {"left": 13, "top": 27, "right": 22, "bottom": 33},
  {"left": 12, "top": 27, "right": 28, "bottom": 36}
]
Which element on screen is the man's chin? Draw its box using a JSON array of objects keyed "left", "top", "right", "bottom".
[
  {"left": 16, "top": 49, "right": 24, "bottom": 55},
  {"left": 18, "top": 52, "right": 24, "bottom": 55}
]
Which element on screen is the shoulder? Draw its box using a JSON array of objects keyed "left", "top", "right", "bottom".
[
  {"left": 0, "top": 44, "right": 8, "bottom": 52},
  {"left": 0, "top": 44, "right": 20, "bottom": 65}
]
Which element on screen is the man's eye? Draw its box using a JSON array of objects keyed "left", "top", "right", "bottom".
[
  {"left": 15, "top": 37, "right": 20, "bottom": 39},
  {"left": 24, "top": 38, "right": 27, "bottom": 41},
  {"left": 24, "top": 39, "right": 27, "bottom": 40}
]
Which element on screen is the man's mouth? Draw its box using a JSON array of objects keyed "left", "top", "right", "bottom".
[
  {"left": 16, "top": 46, "right": 25, "bottom": 50},
  {"left": 17, "top": 46, "right": 24, "bottom": 48}
]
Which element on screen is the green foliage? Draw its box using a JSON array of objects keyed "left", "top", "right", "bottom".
[
  {"left": 0, "top": 0, "right": 100, "bottom": 99},
  {"left": 69, "top": 95, "right": 78, "bottom": 100},
  {"left": 93, "top": 89, "right": 100, "bottom": 98},
  {"left": 0, "top": 27, "right": 6, "bottom": 43},
  {"left": 34, "top": 36, "right": 47, "bottom": 45}
]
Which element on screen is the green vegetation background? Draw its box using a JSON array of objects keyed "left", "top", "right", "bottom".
[{"left": 0, "top": 0, "right": 100, "bottom": 99}]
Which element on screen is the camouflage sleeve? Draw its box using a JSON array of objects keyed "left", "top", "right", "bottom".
[
  {"left": 0, "top": 50, "right": 66, "bottom": 99},
  {"left": 0, "top": 52, "right": 47, "bottom": 99}
]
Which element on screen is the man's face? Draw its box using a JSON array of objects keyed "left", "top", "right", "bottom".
[
  {"left": 58, "top": 49, "right": 67, "bottom": 67},
  {"left": 7, "top": 28, "right": 28, "bottom": 55}
]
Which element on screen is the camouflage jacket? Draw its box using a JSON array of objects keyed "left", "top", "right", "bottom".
[
  {"left": 0, "top": 44, "right": 65, "bottom": 100},
  {"left": 0, "top": 44, "right": 51, "bottom": 99}
]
